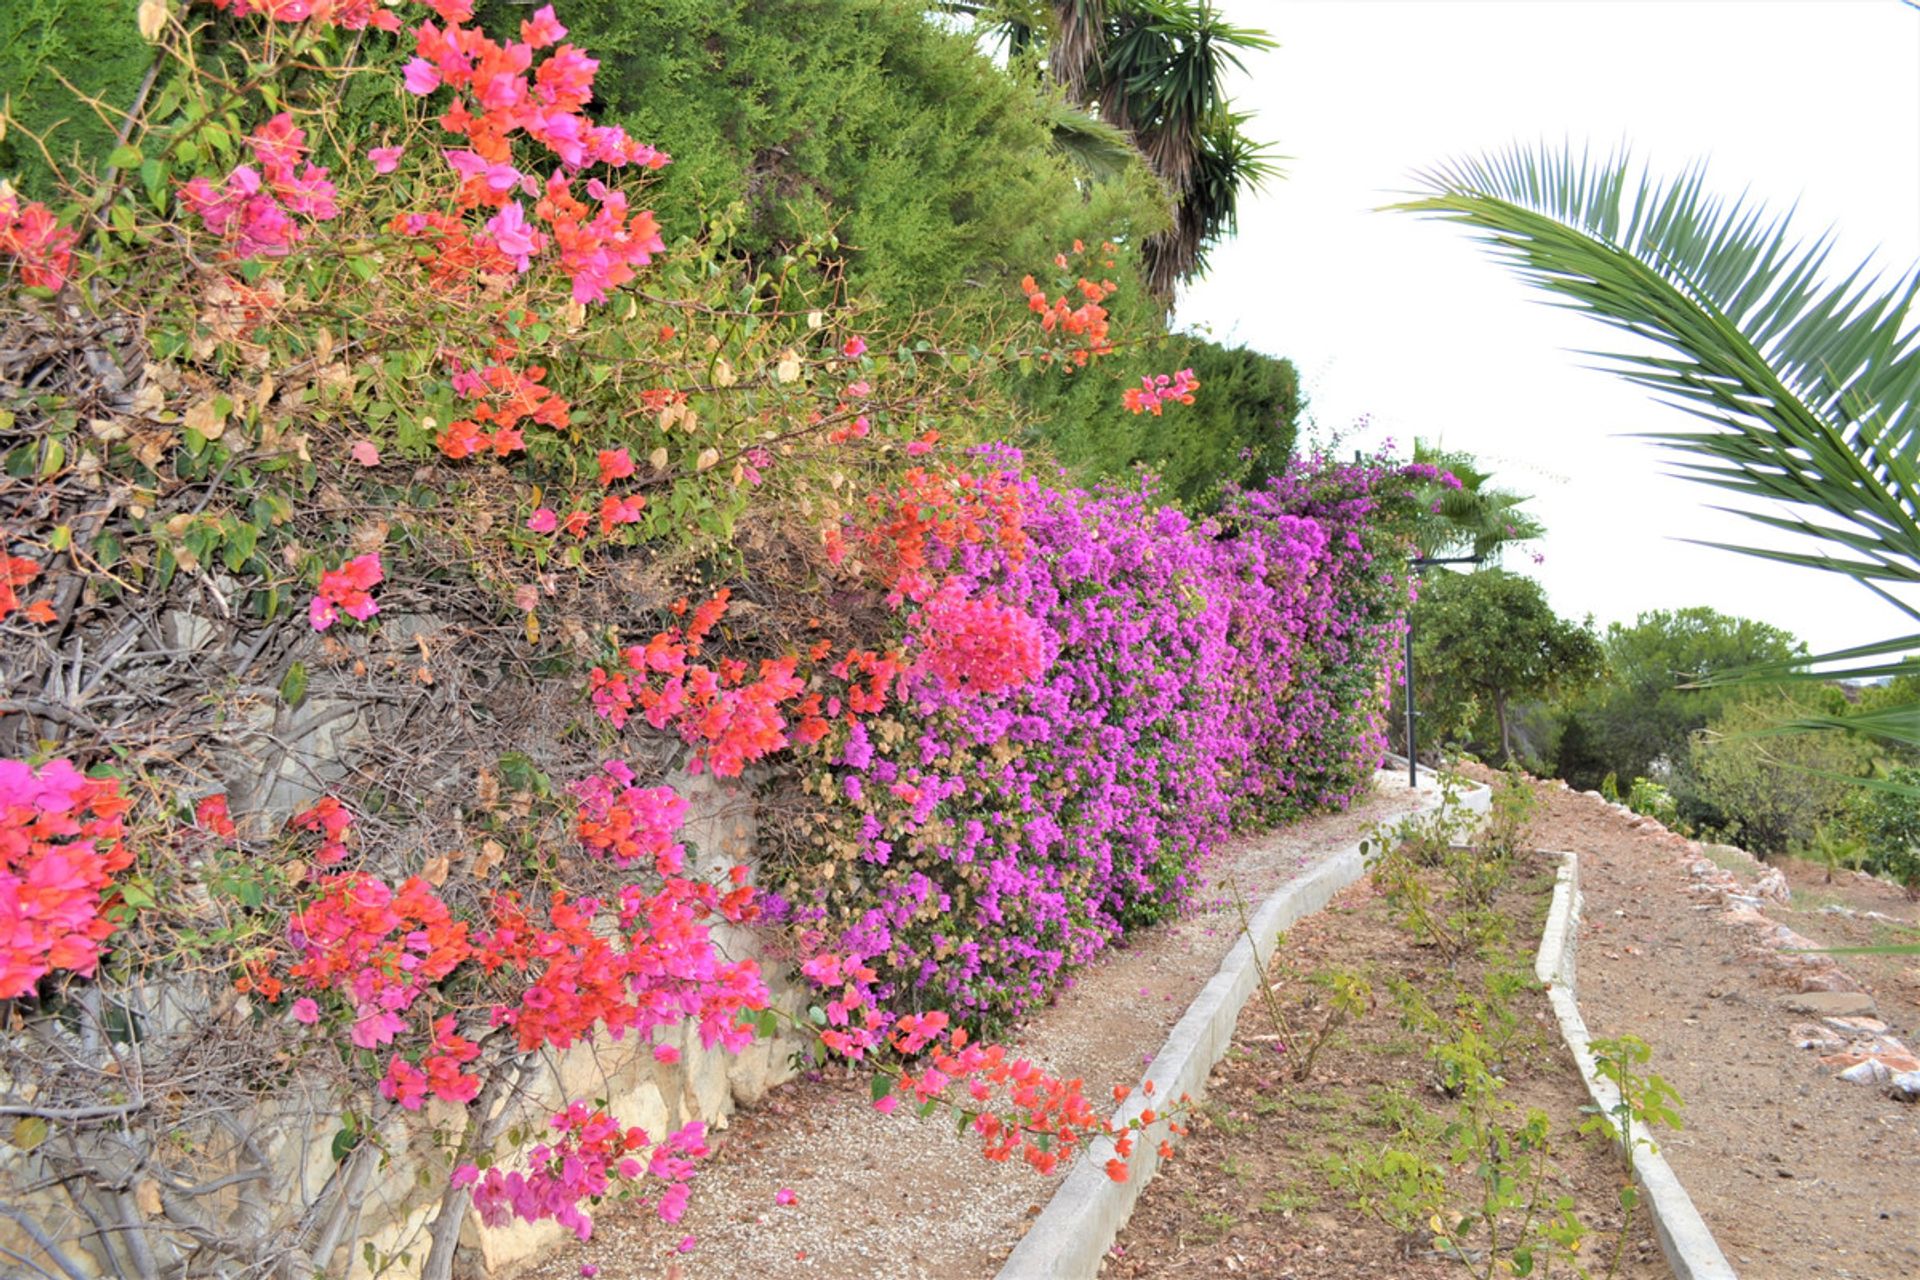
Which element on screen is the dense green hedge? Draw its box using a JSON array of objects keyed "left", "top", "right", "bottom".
[
  {"left": 0, "top": 0, "right": 154, "bottom": 190},
  {"left": 1018, "top": 333, "right": 1301, "bottom": 510},
  {"left": 4, "top": 0, "right": 1300, "bottom": 506},
  {"left": 475, "top": 0, "right": 1171, "bottom": 316}
]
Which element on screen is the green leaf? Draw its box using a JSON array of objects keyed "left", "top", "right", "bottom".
[
  {"left": 221, "top": 521, "right": 260, "bottom": 573},
  {"left": 141, "top": 158, "right": 168, "bottom": 210},
  {"left": 332, "top": 1126, "right": 357, "bottom": 1163},
  {"left": 869, "top": 1074, "right": 893, "bottom": 1102},
  {"left": 10, "top": 1116, "right": 50, "bottom": 1151},
  {"left": 108, "top": 144, "right": 142, "bottom": 168},
  {"left": 280, "top": 661, "right": 309, "bottom": 708}
]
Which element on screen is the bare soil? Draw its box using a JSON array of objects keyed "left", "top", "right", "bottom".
[
  {"left": 1537, "top": 782, "right": 1920, "bottom": 1280},
  {"left": 1110, "top": 849, "right": 1668, "bottom": 1280},
  {"left": 527, "top": 778, "right": 1430, "bottom": 1280}
]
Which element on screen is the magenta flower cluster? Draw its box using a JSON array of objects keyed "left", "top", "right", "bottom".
[{"left": 775, "top": 453, "right": 1419, "bottom": 1028}]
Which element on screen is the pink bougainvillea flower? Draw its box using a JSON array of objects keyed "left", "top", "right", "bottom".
[
  {"left": 444, "top": 148, "right": 528, "bottom": 198},
  {"left": 0, "top": 194, "right": 79, "bottom": 291},
  {"left": 368, "top": 145, "right": 404, "bottom": 174},
  {"left": 309, "top": 552, "right": 384, "bottom": 630},
  {"left": 194, "top": 793, "right": 237, "bottom": 837},
  {"left": 522, "top": 3, "right": 567, "bottom": 46},
  {"left": 652, "top": 1043, "right": 680, "bottom": 1064},
  {"left": 596, "top": 448, "right": 634, "bottom": 486},
  {"left": 0, "top": 760, "right": 132, "bottom": 997},
  {"left": 842, "top": 335, "right": 867, "bottom": 358},
  {"left": 351, "top": 1008, "right": 407, "bottom": 1049},
  {"left": 484, "top": 201, "right": 544, "bottom": 272},
  {"left": 657, "top": 1181, "right": 692, "bottom": 1224},
  {"left": 677, "top": 1236, "right": 697, "bottom": 1254},
  {"left": 774, "top": 1187, "right": 797, "bottom": 1206},
  {"left": 526, "top": 508, "right": 558, "bottom": 533},
  {"left": 291, "top": 997, "right": 320, "bottom": 1024},
  {"left": 402, "top": 57, "right": 442, "bottom": 95},
  {"left": 349, "top": 439, "right": 382, "bottom": 467}
]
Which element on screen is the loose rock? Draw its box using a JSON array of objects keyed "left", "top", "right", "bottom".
[{"left": 1783, "top": 992, "right": 1879, "bottom": 1018}]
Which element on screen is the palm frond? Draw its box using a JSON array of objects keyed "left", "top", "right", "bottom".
[
  {"left": 1039, "top": 96, "right": 1141, "bottom": 181},
  {"left": 1395, "top": 142, "right": 1920, "bottom": 749}
]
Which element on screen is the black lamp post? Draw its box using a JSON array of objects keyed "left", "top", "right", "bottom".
[{"left": 1403, "top": 553, "right": 1483, "bottom": 788}]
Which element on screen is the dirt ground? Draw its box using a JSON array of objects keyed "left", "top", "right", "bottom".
[
  {"left": 527, "top": 777, "right": 1432, "bottom": 1280},
  {"left": 1538, "top": 782, "right": 1920, "bottom": 1280},
  {"left": 1110, "top": 848, "right": 1668, "bottom": 1279}
]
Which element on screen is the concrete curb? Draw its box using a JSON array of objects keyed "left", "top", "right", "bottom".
[
  {"left": 1536, "top": 852, "right": 1739, "bottom": 1280},
  {"left": 995, "top": 766, "right": 1491, "bottom": 1280}
]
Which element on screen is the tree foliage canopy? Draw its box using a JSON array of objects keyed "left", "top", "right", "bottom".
[
  {"left": 1555, "top": 607, "right": 1805, "bottom": 789},
  {"left": 1411, "top": 567, "right": 1602, "bottom": 764},
  {"left": 1689, "top": 689, "right": 1873, "bottom": 856}
]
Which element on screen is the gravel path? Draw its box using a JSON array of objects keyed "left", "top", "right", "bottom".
[
  {"left": 1529, "top": 781, "right": 1920, "bottom": 1280},
  {"left": 526, "top": 774, "right": 1430, "bottom": 1280}
]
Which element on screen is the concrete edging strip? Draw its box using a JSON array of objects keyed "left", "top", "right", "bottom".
[
  {"left": 1536, "top": 851, "right": 1739, "bottom": 1280},
  {"left": 995, "top": 766, "right": 1491, "bottom": 1280}
]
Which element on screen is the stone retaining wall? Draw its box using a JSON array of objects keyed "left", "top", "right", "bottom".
[{"left": 0, "top": 769, "right": 808, "bottom": 1280}]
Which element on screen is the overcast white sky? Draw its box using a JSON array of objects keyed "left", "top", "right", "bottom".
[{"left": 1177, "top": 0, "right": 1920, "bottom": 656}]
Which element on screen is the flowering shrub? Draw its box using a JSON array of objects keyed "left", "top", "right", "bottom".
[
  {"left": 772, "top": 451, "right": 1417, "bottom": 1026},
  {"left": 0, "top": 0, "right": 1424, "bottom": 1272},
  {"left": 0, "top": 760, "right": 131, "bottom": 998},
  {"left": 1122, "top": 367, "right": 1201, "bottom": 415},
  {"left": 458, "top": 1106, "right": 709, "bottom": 1240}
]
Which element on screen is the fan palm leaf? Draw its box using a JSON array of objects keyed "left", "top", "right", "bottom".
[
  {"left": 1038, "top": 96, "right": 1141, "bottom": 181},
  {"left": 1395, "top": 143, "right": 1920, "bottom": 749},
  {"left": 1409, "top": 438, "right": 1543, "bottom": 562}
]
